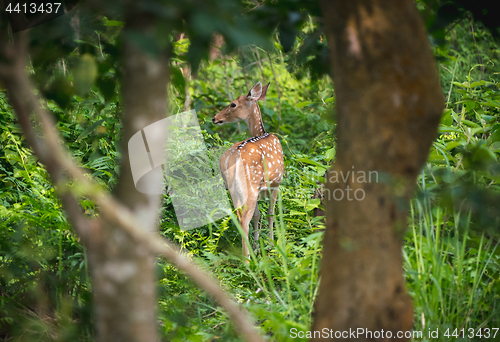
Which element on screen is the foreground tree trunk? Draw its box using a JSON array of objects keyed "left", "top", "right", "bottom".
[
  {"left": 87, "top": 13, "right": 168, "bottom": 342},
  {"left": 312, "top": 0, "right": 443, "bottom": 340},
  {"left": 0, "top": 9, "right": 167, "bottom": 342}
]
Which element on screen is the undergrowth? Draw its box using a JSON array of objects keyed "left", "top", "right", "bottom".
[{"left": 1, "top": 16, "right": 500, "bottom": 342}]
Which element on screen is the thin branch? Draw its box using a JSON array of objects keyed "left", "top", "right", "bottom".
[
  {"left": 266, "top": 51, "right": 282, "bottom": 133},
  {"left": 252, "top": 46, "right": 267, "bottom": 86},
  {"left": 182, "top": 67, "right": 192, "bottom": 111},
  {"left": 240, "top": 48, "right": 251, "bottom": 90},
  {"left": 242, "top": 65, "right": 250, "bottom": 90},
  {"left": 0, "top": 32, "right": 264, "bottom": 342},
  {"left": 228, "top": 54, "right": 280, "bottom": 90},
  {"left": 470, "top": 19, "right": 484, "bottom": 79},
  {"left": 0, "top": 32, "right": 90, "bottom": 238},
  {"left": 224, "top": 60, "right": 241, "bottom": 133}
]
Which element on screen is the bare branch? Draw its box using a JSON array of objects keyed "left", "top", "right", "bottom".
[
  {"left": 0, "top": 32, "right": 91, "bottom": 239},
  {"left": 252, "top": 46, "right": 267, "bottom": 86},
  {"left": 182, "top": 67, "right": 192, "bottom": 112},
  {"left": 224, "top": 60, "right": 242, "bottom": 134},
  {"left": 266, "top": 51, "right": 282, "bottom": 132}
]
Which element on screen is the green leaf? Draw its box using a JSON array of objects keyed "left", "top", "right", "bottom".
[
  {"left": 472, "top": 145, "right": 497, "bottom": 165},
  {"left": 286, "top": 218, "right": 307, "bottom": 223},
  {"left": 171, "top": 66, "right": 186, "bottom": 96},
  {"left": 482, "top": 115, "right": 494, "bottom": 123},
  {"left": 445, "top": 141, "right": 462, "bottom": 151},
  {"left": 104, "top": 20, "right": 125, "bottom": 27},
  {"left": 296, "top": 157, "right": 324, "bottom": 168},
  {"left": 296, "top": 101, "right": 313, "bottom": 108},
  {"left": 316, "top": 166, "right": 326, "bottom": 174},
  {"left": 481, "top": 99, "right": 500, "bottom": 108},
  {"left": 77, "top": 119, "right": 105, "bottom": 141},
  {"left": 325, "top": 148, "right": 335, "bottom": 162},
  {"left": 428, "top": 150, "right": 447, "bottom": 164},
  {"left": 305, "top": 198, "right": 321, "bottom": 211},
  {"left": 451, "top": 109, "right": 461, "bottom": 125},
  {"left": 461, "top": 119, "right": 481, "bottom": 128},
  {"left": 438, "top": 126, "right": 461, "bottom": 133},
  {"left": 452, "top": 81, "right": 470, "bottom": 88},
  {"left": 490, "top": 129, "right": 500, "bottom": 143},
  {"left": 441, "top": 109, "right": 453, "bottom": 126},
  {"left": 289, "top": 210, "right": 306, "bottom": 216},
  {"left": 471, "top": 127, "right": 486, "bottom": 135},
  {"left": 470, "top": 80, "right": 486, "bottom": 87},
  {"left": 491, "top": 141, "right": 500, "bottom": 152},
  {"left": 319, "top": 89, "right": 328, "bottom": 100}
]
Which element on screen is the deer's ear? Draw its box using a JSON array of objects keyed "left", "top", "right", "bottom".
[
  {"left": 247, "top": 82, "right": 262, "bottom": 100},
  {"left": 258, "top": 82, "right": 270, "bottom": 101}
]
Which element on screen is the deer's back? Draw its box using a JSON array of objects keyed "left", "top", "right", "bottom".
[{"left": 220, "top": 134, "right": 284, "bottom": 196}]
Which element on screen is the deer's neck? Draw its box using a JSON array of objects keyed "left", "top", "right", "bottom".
[{"left": 246, "top": 102, "right": 266, "bottom": 137}]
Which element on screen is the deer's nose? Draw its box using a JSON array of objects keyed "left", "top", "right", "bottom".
[{"left": 212, "top": 117, "right": 216, "bottom": 123}]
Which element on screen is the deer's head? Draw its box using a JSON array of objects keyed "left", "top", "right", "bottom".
[{"left": 212, "top": 82, "right": 269, "bottom": 125}]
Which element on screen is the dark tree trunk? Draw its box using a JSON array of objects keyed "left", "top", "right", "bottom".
[
  {"left": 312, "top": 0, "right": 443, "bottom": 340},
  {"left": 209, "top": 33, "right": 225, "bottom": 62}
]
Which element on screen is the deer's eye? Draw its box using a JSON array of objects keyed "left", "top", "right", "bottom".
[{"left": 230, "top": 103, "right": 236, "bottom": 108}]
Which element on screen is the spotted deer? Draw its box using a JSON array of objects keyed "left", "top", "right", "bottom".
[{"left": 212, "top": 82, "right": 284, "bottom": 258}]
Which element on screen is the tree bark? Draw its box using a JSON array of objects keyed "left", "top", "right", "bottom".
[
  {"left": 312, "top": 0, "right": 443, "bottom": 340},
  {"left": 87, "top": 12, "right": 168, "bottom": 342},
  {"left": 209, "top": 33, "right": 225, "bottom": 62}
]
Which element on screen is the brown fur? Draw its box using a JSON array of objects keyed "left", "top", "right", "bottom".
[{"left": 213, "top": 82, "right": 284, "bottom": 258}]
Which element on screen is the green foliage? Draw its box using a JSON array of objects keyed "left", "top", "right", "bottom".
[
  {"left": 422, "top": 70, "right": 500, "bottom": 233},
  {"left": 158, "top": 9, "right": 500, "bottom": 340},
  {"left": 0, "top": 95, "right": 93, "bottom": 340},
  {"left": 249, "top": 0, "right": 328, "bottom": 79},
  {"left": 405, "top": 200, "right": 500, "bottom": 340},
  {"left": 2, "top": 1, "right": 500, "bottom": 341},
  {"left": 417, "top": 0, "right": 500, "bottom": 46},
  {"left": 185, "top": 48, "right": 334, "bottom": 155},
  {"left": 401, "top": 12, "right": 500, "bottom": 339},
  {"left": 156, "top": 200, "right": 323, "bottom": 341}
]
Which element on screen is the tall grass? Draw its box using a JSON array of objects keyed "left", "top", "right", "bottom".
[
  {"left": 220, "top": 191, "right": 322, "bottom": 340},
  {"left": 158, "top": 183, "right": 323, "bottom": 341},
  {"left": 404, "top": 177, "right": 500, "bottom": 341}
]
